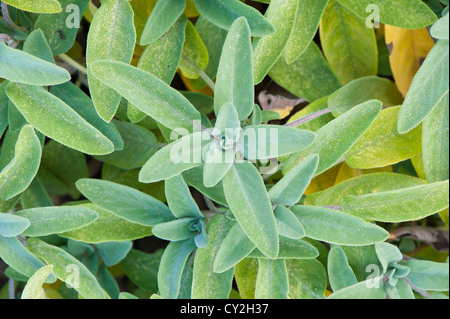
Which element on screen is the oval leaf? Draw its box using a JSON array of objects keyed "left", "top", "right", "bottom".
[
  {"left": 192, "top": 215, "right": 234, "bottom": 299},
  {"left": 27, "top": 238, "right": 107, "bottom": 299},
  {"left": 255, "top": 259, "right": 289, "bottom": 299},
  {"left": 86, "top": 0, "right": 136, "bottom": 122},
  {"left": 253, "top": 0, "right": 298, "bottom": 84},
  {"left": 140, "top": 0, "right": 186, "bottom": 45},
  {"left": 342, "top": 181, "right": 450, "bottom": 222},
  {"left": 21, "top": 265, "right": 54, "bottom": 299},
  {"left": 291, "top": 205, "right": 389, "bottom": 246},
  {"left": 320, "top": 0, "right": 378, "bottom": 85},
  {"left": 346, "top": 106, "right": 422, "bottom": 169},
  {"left": 90, "top": 60, "right": 201, "bottom": 131},
  {"left": 60, "top": 204, "right": 154, "bottom": 243},
  {"left": 398, "top": 40, "right": 449, "bottom": 133},
  {"left": 194, "top": 0, "right": 274, "bottom": 37},
  {"left": 284, "top": 100, "right": 382, "bottom": 175},
  {"left": 284, "top": 0, "right": 329, "bottom": 64},
  {"left": 2, "top": 0, "right": 61, "bottom": 14},
  {"left": 214, "top": 17, "right": 254, "bottom": 120},
  {"left": 0, "top": 42, "right": 70, "bottom": 86},
  {"left": 0, "top": 213, "right": 30, "bottom": 237},
  {"left": 5, "top": 83, "right": 115, "bottom": 155},
  {"left": 223, "top": 162, "right": 279, "bottom": 258},
  {"left": 0, "top": 125, "right": 42, "bottom": 201},
  {"left": 336, "top": 0, "right": 437, "bottom": 29},
  {"left": 14, "top": 206, "right": 99, "bottom": 237},
  {"left": 76, "top": 178, "right": 173, "bottom": 227}
]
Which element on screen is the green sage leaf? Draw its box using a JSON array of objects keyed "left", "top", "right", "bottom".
[
  {"left": 328, "top": 245, "right": 358, "bottom": 292},
  {"left": 291, "top": 205, "right": 389, "bottom": 245},
  {"left": 269, "top": 154, "right": 319, "bottom": 206},
  {"left": 14, "top": 206, "right": 99, "bottom": 237},
  {"left": 284, "top": 0, "right": 329, "bottom": 64},
  {"left": 140, "top": 0, "right": 186, "bottom": 45},
  {"left": 342, "top": 181, "right": 450, "bottom": 222},
  {"left": 327, "top": 76, "right": 403, "bottom": 116},
  {"left": 0, "top": 125, "right": 41, "bottom": 201},
  {"left": 86, "top": 0, "right": 136, "bottom": 122},
  {"left": 192, "top": 215, "right": 234, "bottom": 299},
  {"left": 345, "top": 106, "right": 422, "bottom": 169},
  {"left": 255, "top": 259, "right": 288, "bottom": 299},
  {"left": 60, "top": 204, "right": 154, "bottom": 243},
  {"left": 223, "top": 162, "right": 279, "bottom": 258},
  {"left": 284, "top": 100, "right": 382, "bottom": 175},
  {"left": 214, "top": 17, "right": 254, "bottom": 120},
  {"left": 6, "top": 83, "right": 115, "bottom": 155},
  {"left": 336, "top": 0, "right": 437, "bottom": 29},
  {"left": 194, "top": 0, "right": 275, "bottom": 37},
  {"left": 0, "top": 213, "right": 30, "bottom": 237},
  {"left": 158, "top": 239, "right": 197, "bottom": 299},
  {"left": 0, "top": 42, "right": 70, "bottom": 86},
  {"left": 34, "top": 0, "right": 90, "bottom": 55},
  {"left": 253, "top": 0, "right": 298, "bottom": 84},
  {"left": 76, "top": 178, "right": 173, "bottom": 227},
  {"left": 21, "top": 265, "right": 54, "bottom": 299},
  {"left": 422, "top": 93, "right": 449, "bottom": 182},
  {"left": 27, "top": 238, "right": 107, "bottom": 299},
  {"left": 398, "top": 40, "right": 449, "bottom": 133},
  {"left": 405, "top": 259, "right": 449, "bottom": 292},
  {"left": 90, "top": 60, "right": 201, "bottom": 131},
  {"left": 269, "top": 42, "right": 341, "bottom": 103},
  {"left": 2, "top": 0, "right": 62, "bottom": 13}
]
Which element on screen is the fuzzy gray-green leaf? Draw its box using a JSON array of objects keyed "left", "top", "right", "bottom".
[
  {"left": 223, "top": 162, "right": 279, "bottom": 258},
  {"left": 0, "top": 42, "right": 70, "bottom": 86},
  {"left": 0, "top": 125, "right": 42, "bottom": 201},
  {"left": 86, "top": 0, "right": 136, "bottom": 122},
  {"left": 342, "top": 181, "right": 450, "bottom": 222},
  {"left": 214, "top": 17, "right": 254, "bottom": 120},
  {"left": 6, "top": 83, "right": 115, "bottom": 156},
  {"left": 90, "top": 60, "right": 201, "bottom": 131},
  {"left": 192, "top": 215, "right": 234, "bottom": 299},
  {"left": 291, "top": 205, "right": 389, "bottom": 246},
  {"left": 14, "top": 206, "right": 99, "bottom": 237}
]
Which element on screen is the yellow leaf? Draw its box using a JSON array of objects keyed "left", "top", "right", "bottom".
[
  {"left": 334, "top": 162, "right": 363, "bottom": 185},
  {"left": 43, "top": 287, "right": 63, "bottom": 299},
  {"left": 185, "top": 0, "right": 199, "bottom": 18},
  {"left": 385, "top": 26, "right": 435, "bottom": 97},
  {"left": 334, "top": 162, "right": 393, "bottom": 186},
  {"left": 439, "top": 208, "right": 449, "bottom": 228},
  {"left": 130, "top": 0, "right": 158, "bottom": 59},
  {"left": 410, "top": 153, "right": 426, "bottom": 179},
  {"left": 179, "top": 71, "right": 214, "bottom": 96},
  {"left": 304, "top": 164, "right": 340, "bottom": 195}
]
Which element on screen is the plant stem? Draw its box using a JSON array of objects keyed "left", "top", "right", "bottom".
[
  {"left": 203, "top": 195, "right": 219, "bottom": 213},
  {"left": 284, "top": 108, "right": 332, "bottom": 127},
  {"left": 403, "top": 278, "right": 431, "bottom": 298},
  {"left": 198, "top": 69, "right": 215, "bottom": 91},
  {"left": 1, "top": 2, "right": 26, "bottom": 33},
  {"left": 322, "top": 205, "right": 343, "bottom": 210},
  {"left": 8, "top": 278, "right": 15, "bottom": 299},
  {"left": 59, "top": 53, "right": 88, "bottom": 74},
  {"left": 1, "top": 2, "right": 14, "bottom": 30},
  {"left": 0, "top": 33, "right": 12, "bottom": 42}
]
